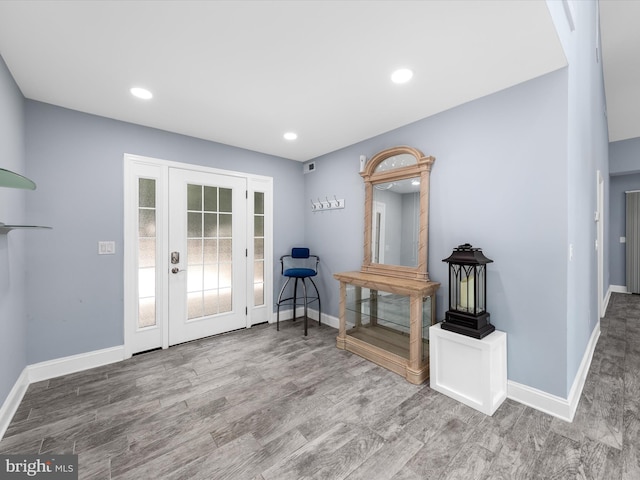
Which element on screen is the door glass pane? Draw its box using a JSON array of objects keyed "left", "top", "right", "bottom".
[
  {"left": 139, "top": 178, "right": 156, "bottom": 208},
  {"left": 219, "top": 188, "right": 232, "bottom": 212},
  {"left": 188, "top": 184, "right": 202, "bottom": 210},
  {"left": 139, "top": 297, "right": 156, "bottom": 328},
  {"left": 219, "top": 214, "right": 232, "bottom": 237},
  {"left": 186, "top": 183, "right": 233, "bottom": 319},
  {"left": 187, "top": 239, "right": 203, "bottom": 264},
  {"left": 204, "top": 290, "right": 218, "bottom": 316},
  {"left": 204, "top": 213, "right": 218, "bottom": 237},
  {"left": 138, "top": 178, "right": 157, "bottom": 328},
  {"left": 204, "top": 186, "right": 217, "bottom": 211},
  {"left": 139, "top": 210, "right": 156, "bottom": 237},
  {"left": 254, "top": 238, "right": 264, "bottom": 260},
  {"left": 219, "top": 239, "right": 232, "bottom": 262},
  {"left": 139, "top": 238, "right": 156, "bottom": 268},
  {"left": 254, "top": 192, "right": 264, "bottom": 214},
  {"left": 253, "top": 192, "right": 265, "bottom": 306},
  {"left": 188, "top": 212, "right": 202, "bottom": 237},
  {"left": 204, "top": 239, "right": 218, "bottom": 263}
]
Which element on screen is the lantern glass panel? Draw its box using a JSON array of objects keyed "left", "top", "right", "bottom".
[{"left": 449, "top": 264, "right": 487, "bottom": 315}]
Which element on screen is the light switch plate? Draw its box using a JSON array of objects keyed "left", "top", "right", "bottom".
[{"left": 98, "top": 241, "right": 115, "bottom": 255}]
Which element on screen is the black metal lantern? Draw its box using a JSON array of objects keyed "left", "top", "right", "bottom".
[{"left": 442, "top": 243, "right": 495, "bottom": 339}]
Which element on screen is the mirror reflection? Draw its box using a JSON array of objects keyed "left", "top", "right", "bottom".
[{"left": 372, "top": 176, "right": 420, "bottom": 267}]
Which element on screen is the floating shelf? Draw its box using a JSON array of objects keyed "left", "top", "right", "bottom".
[
  {"left": 0, "top": 168, "right": 51, "bottom": 232},
  {"left": 0, "top": 168, "right": 36, "bottom": 190},
  {"left": 0, "top": 223, "right": 52, "bottom": 234}
]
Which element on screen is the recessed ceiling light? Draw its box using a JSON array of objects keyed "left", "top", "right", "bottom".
[
  {"left": 283, "top": 132, "right": 298, "bottom": 141},
  {"left": 391, "top": 68, "right": 413, "bottom": 84},
  {"left": 130, "top": 87, "right": 153, "bottom": 100}
]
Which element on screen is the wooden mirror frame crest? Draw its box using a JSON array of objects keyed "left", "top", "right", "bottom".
[{"left": 361, "top": 146, "right": 435, "bottom": 281}]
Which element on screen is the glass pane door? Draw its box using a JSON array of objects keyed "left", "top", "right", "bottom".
[
  {"left": 138, "top": 178, "right": 157, "bottom": 328},
  {"left": 168, "top": 168, "right": 247, "bottom": 345}
]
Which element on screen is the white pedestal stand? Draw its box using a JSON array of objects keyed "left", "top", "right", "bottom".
[{"left": 429, "top": 323, "right": 507, "bottom": 416}]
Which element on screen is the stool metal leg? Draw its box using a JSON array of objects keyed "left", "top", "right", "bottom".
[
  {"left": 308, "top": 277, "right": 321, "bottom": 326},
  {"left": 276, "top": 276, "right": 293, "bottom": 331},
  {"left": 293, "top": 278, "right": 299, "bottom": 322},
  {"left": 276, "top": 274, "right": 321, "bottom": 336},
  {"left": 301, "top": 278, "right": 309, "bottom": 336}
]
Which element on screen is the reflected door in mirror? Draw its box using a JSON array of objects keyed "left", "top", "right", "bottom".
[{"left": 372, "top": 177, "right": 420, "bottom": 268}]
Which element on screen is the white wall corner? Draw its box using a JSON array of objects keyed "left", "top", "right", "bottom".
[
  {"left": 604, "top": 285, "right": 629, "bottom": 317},
  {"left": 508, "top": 321, "right": 600, "bottom": 422},
  {"left": 0, "top": 368, "right": 30, "bottom": 441}
]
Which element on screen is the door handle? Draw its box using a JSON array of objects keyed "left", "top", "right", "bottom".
[{"left": 171, "top": 267, "right": 186, "bottom": 274}]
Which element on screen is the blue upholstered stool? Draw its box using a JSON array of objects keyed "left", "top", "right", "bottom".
[{"left": 276, "top": 248, "right": 321, "bottom": 336}]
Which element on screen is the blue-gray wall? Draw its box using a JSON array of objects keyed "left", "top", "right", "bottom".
[
  {"left": 0, "top": 0, "right": 612, "bottom": 409},
  {"left": 305, "top": 68, "right": 570, "bottom": 397},
  {"left": 306, "top": 0, "right": 609, "bottom": 399},
  {"left": 609, "top": 137, "right": 640, "bottom": 288},
  {"left": 0, "top": 55, "right": 28, "bottom": 404},
  {"left": 552, "top": 0, "right": 610, "bottom": 395},
  {"left": 610, "top": 137, "right": 640, "bottom": 176},
  {"left": 24, "top": 100, "right": 304, "bottom": 364}
]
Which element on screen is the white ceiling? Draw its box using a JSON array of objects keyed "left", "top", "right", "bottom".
[
  {"left": 599, "top": 0, "right": 640, "bottom": 143},
  {"left": 0, "top": 1, "right": 569, "bottom": 162}
]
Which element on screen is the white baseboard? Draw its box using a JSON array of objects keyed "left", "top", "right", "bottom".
[
  {"left": 603, "top": 288, "right": 611, "bottom": 316},
  {"left": 270, "top": 307, "right": 339, "bottom": 330},
  {"left": 26, "top": 346, "right": 125, "bottom": 384},
  {"left": 0, "top": 346, "right": 125, "bottom": 441},
  {"left": 0, "top": 369, "right": 30, "bottom": 440},
  {"left": 609, "top": 285, "right": 628, "bottom": 294},
  {"left": 508, "top": 321, "right": 600, "bottom": 422},
  {"left": 604, "top": 285, "right": 628, "bottom": 317}
]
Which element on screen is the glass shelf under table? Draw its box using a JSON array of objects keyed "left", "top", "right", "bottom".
[{"left": 345, "top": 286, "right": 432, "bottom": 361}]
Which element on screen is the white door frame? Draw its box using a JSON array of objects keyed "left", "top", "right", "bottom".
[{"left": 124, "top": 153, "right": 273, "bottom": 358}]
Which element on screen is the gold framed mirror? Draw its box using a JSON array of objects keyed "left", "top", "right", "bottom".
[{"left": 361, "top": 146, "right": 435, "bottom": 280}]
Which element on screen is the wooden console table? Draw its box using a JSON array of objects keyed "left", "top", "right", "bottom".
[{"left": 334, "top": 271, "right": 440, "bottom": 384}]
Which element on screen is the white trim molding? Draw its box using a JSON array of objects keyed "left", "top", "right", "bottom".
[
  {"left": 508, "top": 321, "right": 600, "bottom": 422},
  {"left": 26, "top": 346, "right": 125, "bottom": 384},
  {"left": 271, "top": 307, "right": 340, "bottom": 331},
  {"left": 0, "top": 346, "right": 125, "bottom": 440},
  {"left": 604, "top": 285, "right": 628, "bottom": 317},
  {"left": 609, "top": 285, "right": 629, "bottom": 294},
  {"left": 0, "top": 369, "right": 30, "bottom": 440}
]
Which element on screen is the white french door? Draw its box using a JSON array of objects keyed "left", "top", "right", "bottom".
[
  {"left": 124, "top": 154, "right": 273, "bottom": 356},
  {"left": 168, "top": 168, "right": 247, "bottom": 344}
]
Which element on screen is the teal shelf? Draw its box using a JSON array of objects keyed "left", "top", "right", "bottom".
[
  {"left": 0, "top": 168, "right": 36, "bottom": 190},
  {"left": 0, "top": 168, "right": 51, "bottom": 232},
  {"left": 0, "top": 223, "right": 52, "bottom": 234}
]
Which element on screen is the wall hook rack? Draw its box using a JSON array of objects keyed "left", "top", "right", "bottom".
[{"left": 311, "top": 195, "right": 345, "bottom": 212}]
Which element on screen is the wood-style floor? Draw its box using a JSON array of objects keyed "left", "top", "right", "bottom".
[{"left": 1, "top": 292, "right": 638, "bottom": 479}]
